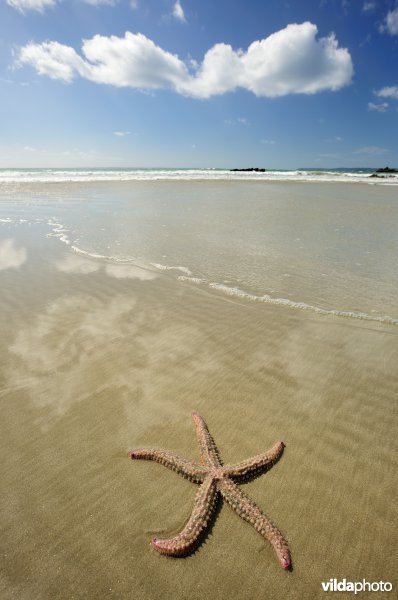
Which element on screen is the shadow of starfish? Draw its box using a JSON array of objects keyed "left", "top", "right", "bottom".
[{"left": 129, "top": 411, "right": 291, "bottom": 570}]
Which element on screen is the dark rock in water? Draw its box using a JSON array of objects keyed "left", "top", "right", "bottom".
[
  {"left": 376, "top": 166, "right": 398, "bottom": 173},
  {"left": 230, "top": 167, "right": 266, "bottom": 172}
]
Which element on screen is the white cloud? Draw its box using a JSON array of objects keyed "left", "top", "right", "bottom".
[
  {"left": 368, "top": 101, "right": 389, "bottom": 112},
  {"left": 7, "top": 0, "right": 121, "bottom": 11},
  {"left": 224, "top": 117, "right": 248, "bottom": 125},
  {"left": 83, "top": 0, "right": 118, "bottom": 5},
  {"left": 0, "top": 239, "right": 27, "bottom": 270},
  {"left": 6, "top": 0, "right": 55, "bottom": 12},
  {"left": 386, "top": 8, "right": 398, "bottom": 35},
  {"left": 17, "top": 23, "right": 353, "bottom": 99},
  {"left": 260, "top": 139, "right": 276, "bottom": 144},
  {"left": 18, "top": 41, "right": 89, "bottom": 82},
  {"left": 376, "top": 85, "right": 398, "bottom": 100},
  {"left": 172, "top": 0, "right": 186, "bottom": 22},
  {"left": 341, "top": 0, "right": 350, "bottom": 14},
  {"left": 324, "top": 135, "right": 343, "bottom": 142},
  {"left": 362, "top": 1, "right": 376, "bottom": 12},
  {"left": 353, "top": 146, "right": 387, "bottom": 155},
  {"left": 114, "top": 130, "right": 131, "bottom": 136}
]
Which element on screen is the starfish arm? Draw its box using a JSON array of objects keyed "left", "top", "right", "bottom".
[
  {"left": 151, "top": 475, "right": 218, "bottom": 556},
  {"left": 218, "top": 478, "right": 291, "bottom": 570},
  {"left": 129, "top": 449, "right": 207, "bottom": 483},
  {"left": 223, "top": 441, "right": 285, "bottom": 481},
  {"left": 192, "top": 411, "right": 221, "bottom": 467}
]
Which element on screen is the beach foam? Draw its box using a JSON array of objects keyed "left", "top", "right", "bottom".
[
  {"left": 1, "top": 167, "right": 397, "bottom": 184},
  {"left": 200, "top": 281, "right": 398, "bottom": 325},
  {"left": 151, "top": 263, "right": 192, "bottom": 276}
]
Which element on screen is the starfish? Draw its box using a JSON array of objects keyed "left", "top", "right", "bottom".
[{"left": 129, "top": 411, "right": 291, "bottom": 570}]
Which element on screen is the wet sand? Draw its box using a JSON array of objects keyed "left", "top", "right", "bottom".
[{"left": 0, "top": 230, "right": 397, "bottom": 599}]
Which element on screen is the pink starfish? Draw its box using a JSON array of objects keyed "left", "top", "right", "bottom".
[{"left": 129, "top": 411, "right": 291, "bottom": 570}]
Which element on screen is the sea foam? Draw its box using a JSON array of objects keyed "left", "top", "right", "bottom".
[
  {"left": 1, "top": 168, "right": 397, "bottom": 185},
  {"left": 193, "top": 282, "right": 398, "bottom": 326}
]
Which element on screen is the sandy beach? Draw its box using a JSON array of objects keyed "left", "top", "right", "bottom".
[{"left": 0, "top": 179, "right": 397, "bottom": 599}]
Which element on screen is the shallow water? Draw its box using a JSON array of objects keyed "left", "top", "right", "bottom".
[
  {"left": 1, "top": 180, "right": 398, "bottom": 323},
  {"left": 0, "top": 181, "right": 397, "bottom": 599}
]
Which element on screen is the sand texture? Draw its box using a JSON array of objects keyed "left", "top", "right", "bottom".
[
  {"left": 1, "top": 258, "right": 397, "bottom": 599},
  {"left": 0, "top": 181, "right": 397, "bottom": 599}
]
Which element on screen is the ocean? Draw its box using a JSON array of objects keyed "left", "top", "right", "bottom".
[{"left": 0, "top": 166, "right": 397, "bottom": 183}]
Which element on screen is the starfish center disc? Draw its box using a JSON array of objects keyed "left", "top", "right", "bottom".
[{"left": 210, "top": 467, "right": 225, "bottom": 480}]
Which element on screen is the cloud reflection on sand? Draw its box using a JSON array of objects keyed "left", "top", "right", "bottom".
[
  {"left": 7, "top": 292, "right": 216, "bottom": 419},
  {"left": 8, "top": 294, "right": 138, "bottom": 416},
  {"left": 55, "top": 255, "right": 100, "bottom": 274},
  {"left": 0, "top": 239, "right": 27, "bottom": 270},
  {"left": 104, "top": 264, "right": 157, "bottom": 280},
  {"left": 55, "top": 254, "right": 158, "bottom": 280}
]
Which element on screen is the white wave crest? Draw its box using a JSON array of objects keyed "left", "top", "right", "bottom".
[
  {"left": 1, "top": 168, "right": 397, "bottom": 185},
  {"left": 151, "top": 263, "right": 192, "bottom": 275},
  {"left": 174, "top": 280, "right": 398, "bottom": 325}
]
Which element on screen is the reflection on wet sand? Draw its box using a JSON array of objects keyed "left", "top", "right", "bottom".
[
  {"left": 55, "top": 254, "right": 158, "bottom": 280},
  {"left": 0, "top": 219, "right": 397, "bottom": 600},
  {"left": 0, "top": 238, "right": 27, "bottom": 270}
]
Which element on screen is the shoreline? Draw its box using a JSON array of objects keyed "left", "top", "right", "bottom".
[{"left": 1, "top": 167, "right": 398, "bottom": 185}]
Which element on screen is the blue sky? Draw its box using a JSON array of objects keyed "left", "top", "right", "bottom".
[{"left": 0, "top": 0, "right": 397, "bottom": 168}]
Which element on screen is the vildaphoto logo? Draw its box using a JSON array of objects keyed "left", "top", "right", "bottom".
[{"left": 321, "top": 579, "right": 393, "bottom": 594}]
